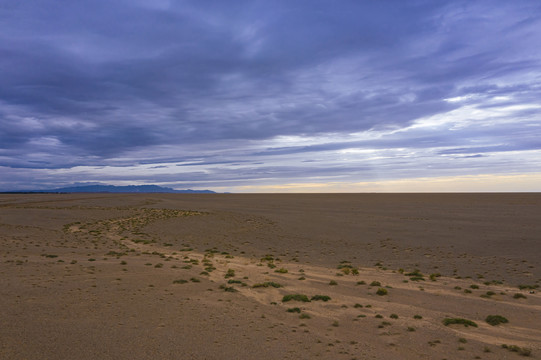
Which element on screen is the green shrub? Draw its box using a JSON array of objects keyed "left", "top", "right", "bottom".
[
  {"left": 219, "top": 285, "right": 238, "bottom": 292},
  {"left": 443, "top": 318, "right": 478, "bottom": 327},
  {"left": 286, "top": 307, "right": 301, "bottom": 313},
  {"left": 275, "top": 268, "right": 288, "bottom": 274},
  {"left": 252, "top": 281, "right": 282, "bottom": 288},
  {"left": 390, "top": 314, "right": 398, "bottom": 319},
  {"left": 329, "top": 280, "right": 338, "bottom": 285},
  {"left": 299, "top": 313, "right": 311, "bottom": 319},
  {"left": 518, "top": 284, "right": 538, "bottom": 290},
  {"left": 513, "top": 293, "right": 527, "bottom": 299},
  {"left": 173, "top": 279, "right": 188, "bottom": 284},
  {"left": 502, "top": 344, "right": 532, "bottom": 357},
  {"left": 413, "top": 314, "right": 423, "bottom": 319},
  {"left": 485, "top": 315, "right": 508, "bottom": 326},
  {"left": 376, "top": 288, "right": 388, "bottom": 296},
  {"left": 282, "top": 294, "right": 310, "bottom": 302},
  {"left": 225, "top": 269, "right": 235, "bottom": 278},
  {"left": 370, "top": 281, "right": 381, "bottom": 287},
  {"left": 311, "top": 295, "right": 331, "bottom": 302}
]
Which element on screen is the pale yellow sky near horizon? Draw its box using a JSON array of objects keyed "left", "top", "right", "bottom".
[{"left": 217, "top": 173, "right": 541, "bottom": 193}]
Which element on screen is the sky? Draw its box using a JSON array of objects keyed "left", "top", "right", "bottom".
[{"left": 1, "top": 0, "right": 541, "bottom": 192}]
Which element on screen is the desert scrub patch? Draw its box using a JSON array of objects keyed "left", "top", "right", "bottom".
[
  {"left": 375, "top": 314, "right": 383, "bottom": 319},
  {"left": 173, "top": 279, "right": 188, "bottom": 284},
  {"left": 299, "top": 313, "right": 311, "bottom": 319},
  {"left": 354, "top": 303, "right": 363, "bottom": 308},
  {"left": 219, "top": 285, "right": 238, "bottom": 292},
  {"left": 286, "top": 307, "right": 301, "bottom": 313},
  {"left": 282, "top": 294, "right": 310, "bottom": 302},
  {"left": 376, "top": 288, "right": 388, "bottom": 296},
  {"left": 225, "top": 269, "right": 235, "bottom": 278},
  {"left": 329, "top": 280, "right": 338, "bottom": 286},
  {"left": 154, "top": 263, "right": 163, "bottom": 268},
  {"left": 274, "top": 268, "right": 288, "bottom": 274},
  {"left": 390, "top": 314, "right": 398, "bottom": 319},
  {"left": 311, "top": 295, "right": 331, "bottom": 302},
  {"left": 470, "top": 284, "right": 479, "bottom": 289},
  {"left": 356, "top": 280, "right": 366, "bottom": 285},
  {"left": 501, "top": 344, "right": 532, "bottom": 357},
  {"left": 443, "top": 318, "right": 478, "bottom": 327},
  {"left": 518, "top": 284, "right": 538, "bottom": 290},
  {"left": 252, "top": 282, "right": 282, "bottom": 288},
  {"left": 370, "top": 281, "right": 381, "bottom": 287},
  {"left": 260, "top": 254, "right": 274, "bottom": 262},
  {"left": 429, "top": 273, "right": 441, "bottom": 281},
  {"left": 413, "top": 314, "right": 423, "bottom": 319},
  {"left": 485, "top": 315, "right": 508, "bottom": 326},
  {"left": 513, "top": 293, "right": 527, "bottom": 299}
]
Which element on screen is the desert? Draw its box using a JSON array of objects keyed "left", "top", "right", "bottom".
[{"left": 1, "top": 193, "right": 540, "bottom": 359}]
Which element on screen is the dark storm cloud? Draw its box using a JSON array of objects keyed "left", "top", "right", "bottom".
[{"left": 1, "top": 0, "right": 541, "bottom": 190}]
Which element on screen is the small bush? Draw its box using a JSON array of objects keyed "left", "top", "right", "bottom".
[
  {"left": 443, "top": 318, "right": 478, "bottom": 327},
  {"left": 354, "top": 303, "right": 363, "bottom": 308},
  {"left": 282, "top": 294, "right": 310, "bottom": 302},
  {"left": 370, "top": 281, "right": 381, "bottom": 287},
  {"left": 311, "top": 295, "right": 331, "bottom": 302},
  {"left": 275, "top": 268, "right": 288, "bottom": 274},
  {"left": 286, "top": 307, "right": 301, "bottom": 313},
  {"left": 513, "top": 293, "right": 527, "bottom": 299},
  {"left": 252, "top": 281, "right": 282, "bottom": 288},
  {"left": 225, "top": 269, "right": 235, "bottom": 278},
  {"left": 356, "top": 280, "right": 366, "bottom": 285},
  {"left": 470, "top": 284, "right": 479, "bottom": 289},
  {"left": 376, "top": 288, "right": 388, "bottom": 296},
  {"left": 390, "top": 314, "right": 398, "bottom": 319},
  {"left": 219, "top": 285, "right": 238, "bottom": 292},
  {"left": 413, "top": 314, "right": 423, "bottom": 319},
  {"left": 429, "top": 273, "right": 441, "bottom": 281},
  {"left": 299, "top": 313, "right": 311, "bottom": 319},
  {"left": 173, "top": 279, "right": 188, "bottom": 284},
  {"left": 485, "top": 315, "right": 509, "bottom": 326},
  {"left": 518, "top": 284, "right": 538, "bottom": 290},
  {"left": 502, "top": 344, "right": 532, "bottom": 357},
  {"left": 329, "top": 280, "right": 338, "bottom": 286}
]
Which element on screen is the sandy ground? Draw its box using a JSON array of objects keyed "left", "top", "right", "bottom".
[{"left": 0, "top": 193, "right": 540, "bottom": 359}]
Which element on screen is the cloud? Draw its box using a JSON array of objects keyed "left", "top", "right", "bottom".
[{"left": 1, "top": 1, "right": 541, "bottom": 190}]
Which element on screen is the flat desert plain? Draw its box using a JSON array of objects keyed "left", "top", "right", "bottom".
[{"left": 1, "top": 193, "right": 540, "bottom": 359}]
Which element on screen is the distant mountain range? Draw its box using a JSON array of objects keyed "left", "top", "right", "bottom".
[{"left": 4, "top": 184, "right": 216, "bottom": 194}]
